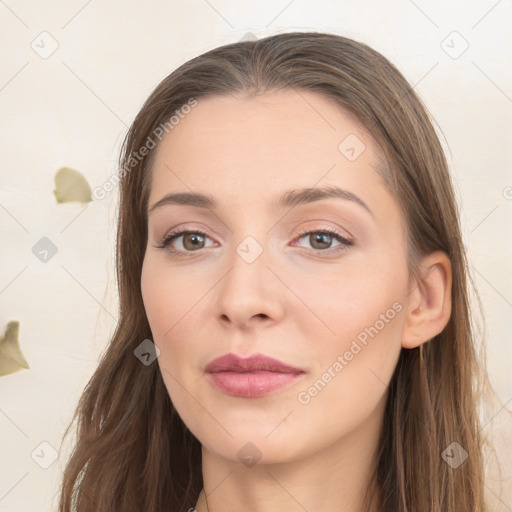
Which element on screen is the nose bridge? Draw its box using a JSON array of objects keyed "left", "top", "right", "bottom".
[
  {"left": 225, "top": 231, "right": 269, "bottom": 295},
  {"left": 224, "top": 211, "right": 273, "bottom": 273},
  {"left": 213, "top": 224, "right": 281, "bottom": 327}
]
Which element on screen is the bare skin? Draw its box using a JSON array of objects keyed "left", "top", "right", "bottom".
[{"left": 140, "top": 90, "right": 452, "bottom": 512}]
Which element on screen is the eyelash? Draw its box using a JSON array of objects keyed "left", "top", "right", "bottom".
[{"left": 154, "top": 226, "right": 354, "bottom": 257}]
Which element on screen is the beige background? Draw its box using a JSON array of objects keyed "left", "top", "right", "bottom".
[{"left": 0, "top": 1, "right": 511, "bottom": 510}]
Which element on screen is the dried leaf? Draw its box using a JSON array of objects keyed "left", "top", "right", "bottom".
[
  {"left": 53, "top": 166, "right": 92, "bottom": 204},
  {"left": 0, "top": 321, "right": 30, "bottom": 376}
]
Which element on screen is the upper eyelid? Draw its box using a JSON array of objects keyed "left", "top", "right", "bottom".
[
  {"left": 161, "top": 225, "right": 350, "bottom": 239},
  {"left": 159, "top": 217, "right": 354, "bottom": 237}
]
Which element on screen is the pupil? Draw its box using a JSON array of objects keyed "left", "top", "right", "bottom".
[
  {"left": 185, "top": 233, "right": 204, "bottom": 250},
  {"left": 312, "top": 233, "right": 331, "bottom": 249}
]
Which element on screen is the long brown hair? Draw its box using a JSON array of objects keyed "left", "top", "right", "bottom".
[{"left": 58, "top": 31, "right": 498, "bottom": 511}]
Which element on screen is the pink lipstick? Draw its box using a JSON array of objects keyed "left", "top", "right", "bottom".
[{"left": 205, "top": 353, "right": 305, "bottom": 398}]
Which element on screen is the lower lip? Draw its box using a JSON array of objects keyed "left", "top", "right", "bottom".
[{"left": 208, "top": 371, "right": 303, "bottom": 397}]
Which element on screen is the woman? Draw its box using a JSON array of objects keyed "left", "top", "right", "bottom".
[{"left": 58, "top": 31, "right": 496, "bottom": 511}]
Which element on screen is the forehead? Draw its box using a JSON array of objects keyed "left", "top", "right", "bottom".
[{"left": 148, "top": 90, "right": 391, "bottom": 214}]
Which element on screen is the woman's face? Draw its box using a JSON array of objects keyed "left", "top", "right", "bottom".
[{"left": 141, "top": 90, "right": 412, "bottom": 464}]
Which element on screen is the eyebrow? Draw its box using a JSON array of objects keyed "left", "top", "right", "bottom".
[{"left": 147, "top": 185, "right": 373, "bottom": 217}]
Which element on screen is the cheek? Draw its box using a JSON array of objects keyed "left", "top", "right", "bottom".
[
  {"left": 140, "top": 258, "right": 187, "bottom": 377},
  {"left": 140, "top": 256, "right": 207, "bottom": 338},
  {"left": 293, "top": 254, "right": 405, "bottom": 344},
  {"left": 140, "top": 256, "right": 210, "bottom": 381},
  {"left": 141, "top": 261, "right": 191, "bottom": 408},
  {"left": 289, "top": 290, "right": 404, "bottom": 451},
  {"left": 292, "top": 254, "right": 407, "bottom": 398}
]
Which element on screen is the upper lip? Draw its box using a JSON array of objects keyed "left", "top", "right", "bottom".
[{"left": 205, "top": 353, "right": 304, "bottom": 374}]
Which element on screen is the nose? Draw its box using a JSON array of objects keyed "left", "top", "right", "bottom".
[{"left": 213, "top": 236, "right": 285, "bottom": 331}]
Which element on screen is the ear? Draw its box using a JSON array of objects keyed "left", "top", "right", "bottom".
[{"left": 401, "top": 251, "right": 452, "bottom": 349}]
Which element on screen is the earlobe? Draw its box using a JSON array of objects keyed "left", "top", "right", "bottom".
[{"left": 401, "top": 251, "right": 452, "bottom": 349}]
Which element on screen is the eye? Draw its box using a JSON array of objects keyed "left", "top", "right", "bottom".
[
  {"left": 154, "top": 229, "right": 216, "bottom": 255},
  {"left": 154, "top": 226, "right": 353, "bottom": 257},
  {"left": 293, "top": 227, "right": 353, "bottom": 253}
]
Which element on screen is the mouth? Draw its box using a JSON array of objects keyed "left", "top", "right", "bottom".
[{"left": 205, "top": 353, "right": 305, "bottom": 398}]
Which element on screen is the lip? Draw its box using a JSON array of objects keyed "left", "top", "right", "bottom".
[
  {"left": 205, "top": 353, "right": 303, "bottom": 374},
  {"left": 205, "top": 353, "right": 305, "bottom": 398}
]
